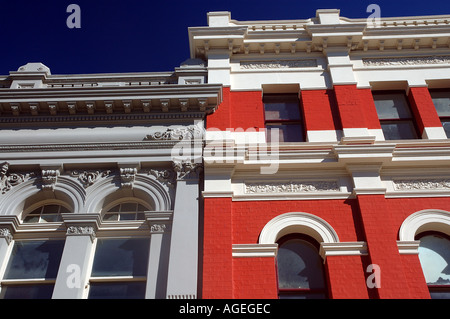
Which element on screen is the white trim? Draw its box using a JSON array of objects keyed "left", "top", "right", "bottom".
[
  {"left": 232, "top": 244, "right": 278, "bottom": 257},
  {"left": 306, "top": 130, "right": 339, "bottom": 142},
  {"left": 398, "top": 209, "right": 450, "bottom": 242},
  {"left": 422, "top": 127, "right": 448, "bottom": 140},
  {"left": 259, "top": 212, "right": 339, "bottom": 245},
  {"left": 319, "top": 242, "right": 367, "bottom": 259},
  {"left": 397, "top": 240, "right": 421, "bottom": 255}
]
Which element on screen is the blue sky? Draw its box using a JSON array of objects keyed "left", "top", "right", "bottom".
[{"left": 1, "top": 0, "right": 450, "bottom": 75}]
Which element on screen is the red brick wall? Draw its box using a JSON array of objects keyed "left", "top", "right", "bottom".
[
  {"left": 408, "top": 87, "right": 442, "bottom": 135},
  {"left": 301, "top": 89, "right": 342, "bottom": 131}
]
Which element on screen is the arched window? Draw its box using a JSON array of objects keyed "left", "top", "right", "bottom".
[
  {"left": 22, "top": 203, "right": 71, "bottom": 223},
  {"left": 417, "top": 232, "right": 450, "bottom": 299},
  {"left": 276, "top": 234, "right": 328, "bottom": 299},
  {"left": 102, "top": 201, "right": 150, "bottom": 222}
]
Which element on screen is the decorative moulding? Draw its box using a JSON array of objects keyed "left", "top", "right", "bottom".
[
  {"left": 232, "top": 244, "right": 278, "bottom": 258},
  {"left": 362, "top": 55, "right": 450, "bottom": 66},
  {"left": 319, "top": 242, "right": 368, "bottom": 260},
  {"left": 70, "top": 169, "right": 112, "bottom": 188},
  {"left": 393, "top": 178, "right": 450, "bottom": 191},
  {"left": 244, "top": 180, "right": 340, "bottom": 194},
  {"left": 0, "top": 162, "right": 36, "bottom": 195},
  {"left": 239, "top": 59, "right": 318, "bottom": 69},
  {"left": 144, "top": 125, "right": 204, "bottom": 141}
]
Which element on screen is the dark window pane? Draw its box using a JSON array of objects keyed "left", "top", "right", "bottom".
[
  {"left": 279, "top": 292, "right": 326, "bottom": 299},
  {"left": 442, "top": 120, "right": 450, "bottom": 138},
  {"left": 103, "top": 213, "right": 119, "bottom": 221},
  {"left": 418, "top": 234, "right": 450, "bottom": 286},
  {"left": 120, "top": 203, "right": 138, "bottom": 212},
  {"left": 267, "top": 124, "right": 304, "bottom": 142},
  {"left": 88, "top": 282, "right": 146, "bottom": 299},
  {"left": 277, "top": 239, "right": 325, "bottom": 289},
  {"left": 108, "top": 205, "right": 121, "bottom": 213},
  {"left": 120, "top": 213, "right": 136, "bottom": 221},
  {"left": 1, "top": 284, "right": 54, "bottom": 299},
  {"left": 42, "top": 205, "right": 60, "bottom": 214},
  {"left": 40, "top": 214, "right": 61, "bottom": 223},
  {"left": 381, "top": 121, "right": 417, "bottom": 140},
  {"left": 429, "top": 291, "right": 450, "bottom": 299},
  {"left": 23, "top": 216, "right": 40, "bottom": 223},
  {"left": 91, "top": 238, "right": 150, "bottom": 277},
  {"left": 430, "top": 91, "right": 450, "bottom": 117},
  {"left": 264, "top": 94, "right": 301, "bottom": 120},
  {"left": 4, "top": 240, "right": 65, "bottom": 279},
  {"left": 373, "top": 93, "right": 412, "bottom": 119}
]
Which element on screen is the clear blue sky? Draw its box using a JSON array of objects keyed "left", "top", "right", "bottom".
[{"left": 1, "top": 0, "right": 450, "bottom": 75}]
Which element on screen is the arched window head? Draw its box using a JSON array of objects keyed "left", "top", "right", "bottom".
[
  {"left": 417, "top": 232, "right": 450, "bottom": 299},
  {"left": 276, "top": 234, "right": 328, "bottom": 299},
  {"left": 102, "top": 200, "right": 151, "bottom": 222},
  {"left": 22, "top": 203, "right": 71, "bottom": 224}
]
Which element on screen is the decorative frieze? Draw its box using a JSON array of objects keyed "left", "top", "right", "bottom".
[
  {"left": 66, "top": 225, "right": 95, "bottom": 236},
  {"left": 393, "top": 178, "right": 450, "bottom": 191},
  {"left": 362, "top": 55, "right": 450, "bottom": 66},
  {"left": 41, "top": 169, "right": 60, "bottom": 191},
  {"left": 119, "top": 167, "right": 137, "bottom": 189},
  {"left": 147, "top": 168, "right": 176, "bottom": 188},
  {"left": 240, "top": 59, "right": 317, "bottom": 69},
  {"left": 144, "top": 126, "right": 203, "bottom": 141},
  {"left": 70, "top": 169, "right": 112, "bottom": 188},
  {"left": 0, "top": 162, "right": 35, "bottom": 194},
  {"left": 244, "top": 180, "right": 340, "bottom": 194},
  {"left": 150, "top": 223, "right": 170, "bottom": 233},
  {"left": 0, "top": 228, "right": 13, "bottom": 244}
]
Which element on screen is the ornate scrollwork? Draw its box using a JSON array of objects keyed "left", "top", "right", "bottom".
[
  {"left": 244, "top": 181, "right": 340, "bottom": 194},
  {"left": 0, "top": 162, "right": 35, "bottom": 194},
  {"left": 172, "top": 161, "right": 203, "bottom": 180},
  {"left": 144, "top": 126, "right": 203, "bottom": 141},
  {"left": 70, "top": 169, "right": 112, "bottom": 188}
]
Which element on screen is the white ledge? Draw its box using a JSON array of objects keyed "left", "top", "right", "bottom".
[{"left": 232, "top": 244, "right": 278, "bottom": 257}]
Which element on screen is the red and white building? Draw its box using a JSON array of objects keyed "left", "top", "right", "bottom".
[{"left": 191, "top": 9, "right": 450, "bottom": 299}]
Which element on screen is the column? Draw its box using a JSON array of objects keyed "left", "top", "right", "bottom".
[
  {"left": 145, "top": 211, "right": 172, "bottom": 299},
  {"left": 52, "top": 213, "right": 100, "bottom": 299},
  {"left": 165, "top": 161, "right": 202, "bottom": 299},
  {"left": 0, "top": 217, "right": 19, "bottom": 275}
]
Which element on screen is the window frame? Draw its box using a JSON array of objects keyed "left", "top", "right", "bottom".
[
  {"left": 276, "top": 233, "right": 328, "bottom": 299},
  {"left": 263, "top": 93, "right": 306, "bottom": 143},
  {"left": 416, "top": 231, "right": 450, "bottom": 299},
  {"left": 372, "top": 90, "right": 419, "bottom": 140},
  {"left": 0, "top": 238, "right": 66, "bottom": 299},
  {"left": 429, "top": 88, "right": 450, "bottom": 138},
  {"left": 101, "top": 198, "right": 152, "bottom": 223},
  {"left": 86, "top": 235, "right": 151, "bottom": 299}
]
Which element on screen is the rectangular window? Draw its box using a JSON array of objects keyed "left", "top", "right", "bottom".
[
  {"left": 263, "top": 93, "right": 305, "bottom": 142},
  {"left": 430, "top": 90, "right": 450, "bottom": 138},
  {"left": 373, "top": 91, "right": 418, "bottom": 140},
  {"left": 88, "top": 237, "right": 150, "bottom": 299},
  {"left": 0, "top": 240, "right": 65, "bottom": 299}
]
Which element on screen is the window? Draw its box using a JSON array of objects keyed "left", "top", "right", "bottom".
[
  {"left": 23, "top": 204, "right": 70, "bottom": 223},
  {"left": 88, "top": 237, "right": 150, "bottom": 299},
  {"left": 417, "top": 232, "right": 450, "bottom": 299},
  {"left": 430, "top": 90, "right": 450, "bottom": 138},
  {"left": 0, "top": 240, "right": 65, "bottom": 299},
  {"left": 102, "top": 202, "right": 148, "bottom": 222},
  {"left": 373, "top": 91, "right": 418, "bottom": 140},
  {"left": 276, "top": 234, "right": 327, "bottom": 299},
  {"left": 263, "top": 94, "right": 305, "bottom": 142}
]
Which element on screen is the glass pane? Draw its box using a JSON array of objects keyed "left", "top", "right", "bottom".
[
  {"left": 40, "top": 214, "right": 61, "bottom": 223},
  {"left": 1, "top": 284, "right": 55, "bottom": 299},
  {"left": 136, "top": 213, "right": 146, "bottom": 221},
  {"left": 277, "top": 239, "right": 325, "bottom": 289},
  {"left": 429, "top": 291, "right": 450, "bottom": 299},
  {"left": 381, "top": 121, "right": 417, "bottom": 140},
  {"left": 59, "top": 206, "right": 71, "bottom": 214},
  {"left": 108, "top": 204, "right": 121, "bottom": 213},
  {"left": 430, "top": 91, "right": 450, "bottom": 117},
  {"left": 91, "top": 238, "right": 150, "bottom": 277},
  {"left": 442, "top": 120, "right": 450, "bottom": 138},
  {"left": 120, "top": 213, "right": 136, "bottom": 221},
  {"left": 373, "top": 93, "right": 412, "bottom": 119},
  {"left": 418, "top": 234, "right": 450, "bottom": 285},
  {"left": 267, "top": 124, "right": 304, "bottom": 142},
  {"left": 42, "top": 205, "right": 60, "bottom": 214},
  {"left": 137, "top": 204, "right": 147, "bottom": 212},
  {"left": 4, "top": 240, "right": 65, "bottom": 279},
  {"left": 23, "top": 215, "right": 40, "bottom": 223},
  {"left": 103, "top": 213, "right": 119, "bottom": 221},
  {"left": 88, "top": 282, "right": 146, "bottom": 299},
  {"left": 264, "top": 95, "right": 301, "bottom": 120},
  {"left": 120, "top": 203, "right": 138, "bottom": 213}
]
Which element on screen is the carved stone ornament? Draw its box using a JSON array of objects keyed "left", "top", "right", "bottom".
[
  {"left": 66, "top": 225, "right": 95, "bottom": 235},
  {"left": 362, "top": 56, "right": 450, "bottom": 66},
  {"left": 0, "top": 162, "right": 35, "bottom": 194},
  {"left": 240, "top": 59, "right": 317, "bottom": 69},
  {"left": 144, "top": 126, "right": 203, "bottom": 141},
  {"left": 244, "top": 181, "right": 340, "bottom": 194},
  {"left": 0, "top": 228, "right": 13, "bottom": 244},
  {"left": 172, "top": 161, "right": 203, "bottom": 180},
  {"left": 150, "top": 223, "right": 170, "bottom": 233},
  {"left": 393, "top": 179, "right": 450, "bottom": 191},
  {"left": 120, "top": 167, "right": 137, "bottom": 189},
  {"left": 71, "top": 169, "right": 112, "bottom": 188},
  {"left": 41, "top": 169, "right": 60, "bottom": 191},
  {"left": 147, "top": 168, "right": 176, "bottom": 188}
]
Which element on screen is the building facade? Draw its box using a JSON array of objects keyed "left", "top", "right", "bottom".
[
  {"left": 195, "top": 10, "right": 450, "bottom": 299},
  {"left": 0, "top": 8, "right": 450, "bottom": 300},
  {"left": 0, "top": 61, "right": 222, "bottom": 299}
]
